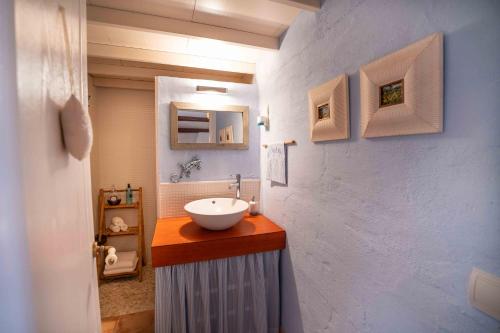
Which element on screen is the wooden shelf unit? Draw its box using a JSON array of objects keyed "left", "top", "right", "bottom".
[
  {"left": 98, "top": 187, "right": 145, "bottom": 281},
  {"left": 104, "top": 203, "right": 139, "bottom": 209},
  {"left": 103, "top": 226, "right": 139, "bottom": 237},
  {"left": 102, "top": 266, "right": 141, "bottom": 280}
]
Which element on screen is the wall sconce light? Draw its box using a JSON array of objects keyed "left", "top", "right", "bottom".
[
  {"left": 196, "top": 85, "right": 228, "bottom": 94},
  {"left": 257, "top": 105, "right": 270, "bottom": 130}
]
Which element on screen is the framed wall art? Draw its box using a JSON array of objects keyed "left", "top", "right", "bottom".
[
  {"left": 308, "top": 73, "right": 349, "bottom": 142},
  {"left": 360, "top": 32, "right": 443, "bottom": 138}
]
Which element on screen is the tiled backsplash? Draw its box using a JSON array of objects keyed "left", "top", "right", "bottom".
[{"left": 157, "top": 179, "right": 260, "bottom": 218}]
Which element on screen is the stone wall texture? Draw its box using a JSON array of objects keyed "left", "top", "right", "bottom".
[{"left": 256, "top": 0, "right": 500, "bottom": 332}]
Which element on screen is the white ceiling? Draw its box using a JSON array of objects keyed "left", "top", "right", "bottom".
[
  {"left": 86, "top": 0, "right": 316, "bottom": 82},
  {"left": 87, "top": 0, "right": 301, "bottom": 37},
  {"left": 87, "top": 22, "right": 270, "bottom": 64}
]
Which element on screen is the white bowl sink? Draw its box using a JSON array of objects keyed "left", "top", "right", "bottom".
[{"left": 184, "top": 198, "right": 249, "bottom": 230}]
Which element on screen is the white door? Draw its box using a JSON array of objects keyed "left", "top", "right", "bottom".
[{"left": 13, "top": 0, "right": 101, "bottom": 332}]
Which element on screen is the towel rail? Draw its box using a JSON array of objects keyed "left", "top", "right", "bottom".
[{"left": 262, "top": 140, "right": 296, "bottom": 148}]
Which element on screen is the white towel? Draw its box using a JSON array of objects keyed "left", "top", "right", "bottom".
[
  {"left": 266, "top": 143, "right": 287, "bottom": 185},
  {"left": 111, "top": 216, "right": 125, "bottom": 226},
  {"left": 109, "top": 224, "right": 121, "bottom": 233},
  {"left": 104, "top": 251, "right": 138, "bottom": 273},
  {"left": 103, "top": 257, "right": 138, "bottom": 275}
]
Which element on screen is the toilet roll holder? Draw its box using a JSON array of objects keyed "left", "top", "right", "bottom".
[{"left": 92, "top": 242, "right": 115, "bottom": 259}]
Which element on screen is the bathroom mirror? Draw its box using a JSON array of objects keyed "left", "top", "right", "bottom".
[{"left": 170, "top": 101, "right": 249, "bottom": 150}]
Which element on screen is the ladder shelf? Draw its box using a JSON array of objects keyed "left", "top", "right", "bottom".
[{"left": 97, "top": 187, "right": 145, "bottom": 282}]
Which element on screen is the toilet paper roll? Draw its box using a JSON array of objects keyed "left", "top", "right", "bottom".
[
  {"left": 105, "top": 247, "right": 118, "bottom": 266},
  {"left": 120, "top": 223, "right": 128, "bottom": 232}
]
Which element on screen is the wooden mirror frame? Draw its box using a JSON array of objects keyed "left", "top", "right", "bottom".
[{"left": 170, "top": 101, "right": 249, "bottom": 150}]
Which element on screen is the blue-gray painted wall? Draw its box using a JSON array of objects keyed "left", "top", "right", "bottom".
[
  {"left": 256, "top": 0, "right": 500, "bottom": 331},
  {"left": 157, "top": 77, "right": 260, "bottom": 182}
]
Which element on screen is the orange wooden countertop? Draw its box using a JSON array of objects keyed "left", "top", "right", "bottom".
[{"left": 151, "top": 214, "right": 286, "bottom": 267}]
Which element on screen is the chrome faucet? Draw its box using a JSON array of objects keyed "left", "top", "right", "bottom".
[
  {"left": 229, "top": 174, "right": 241, "bottom": 199},
  {"left": 170, "top": 156, "right": 202, "bottom": 183}
]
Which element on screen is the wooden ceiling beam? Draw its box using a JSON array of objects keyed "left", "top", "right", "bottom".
[
  {"left": 269, "top": 0, "right": 320, "bottom": 12},
  {"left": 91, "top": 77, "right": 155, "bottom": 91},
  {"left": 87, "top": 43, "right": 255, "bottom": 75},
  {"left": 87, "top": 62, "right": 254, "bottom": 84},
  {"left": 87, "top": 5, "right": 279, "bottom": 50}
]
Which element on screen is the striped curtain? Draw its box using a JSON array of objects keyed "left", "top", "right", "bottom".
[{"left": 155, "top": 251, "right": 280, "bottom": 333}]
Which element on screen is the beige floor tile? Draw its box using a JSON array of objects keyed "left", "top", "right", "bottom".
[{"left": 99, "top": 265, "right": 155, "bottom": 318}]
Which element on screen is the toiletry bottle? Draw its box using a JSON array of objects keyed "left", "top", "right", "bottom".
[
  {"left": 126, "top": 183, "right": 133, "bottom": 204},
  {"left": 249, "top": 196, "right": 259, "bottom": 216}
]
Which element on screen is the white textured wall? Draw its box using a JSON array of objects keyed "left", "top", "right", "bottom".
[
  {"left": 257, "top": 0, "right": 500, "bottom": 332},
  {"left": 90, "top": 87, "right": 156, "bottom": 264},
  {"left": 0, "top": 0, "right": 33, "bottom": 331},
  {"left": 157, "top": 77, "right": 260, "bottom": 182}
]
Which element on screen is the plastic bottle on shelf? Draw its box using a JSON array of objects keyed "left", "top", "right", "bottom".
[
  {"left": 126, "top": 183, "right": 133, "bottom": 204},
  {"left": 249, "top": 196, "right": 259, "bottom": 216}
]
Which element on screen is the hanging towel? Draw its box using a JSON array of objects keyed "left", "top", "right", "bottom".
[{"left": 266, "top": 143, "right": 287, "bottom": 185}]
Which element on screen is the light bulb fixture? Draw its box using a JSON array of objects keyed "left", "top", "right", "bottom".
[
  {"left": 257, "top": 105, "right": 270, "bottom": 130},
  {"left": 196, "top": 85, "right": 228, "bottom": 94}
]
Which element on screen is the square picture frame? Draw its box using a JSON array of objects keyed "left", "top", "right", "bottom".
[
  {"left": 308, "top": 73, "right": 350, "bottom": 142},
  {"left": 360, "top": 32, "right": 443, "bottom": 138}
]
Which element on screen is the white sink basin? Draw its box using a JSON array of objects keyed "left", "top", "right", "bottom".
[{"left": 184, "top": 198, "right": 249, "bottom": 230}]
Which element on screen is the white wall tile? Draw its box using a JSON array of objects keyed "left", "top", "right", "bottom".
[{"left": 158, "top": 179, "right": 260, "bottom": 217}]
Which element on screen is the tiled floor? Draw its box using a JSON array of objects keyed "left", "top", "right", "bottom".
[
  {"left": 99, "top": 265, "right": 155, "bottom": 318},
  {"left": 100, "top": 265, "right": 155, "bottom": 332}
]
